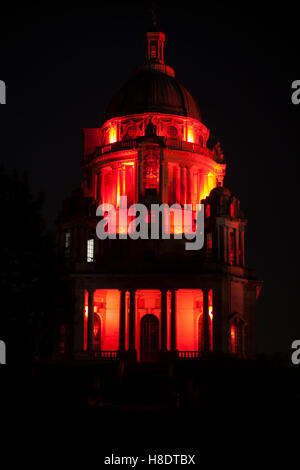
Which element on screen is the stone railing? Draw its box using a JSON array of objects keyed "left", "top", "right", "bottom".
[
  {"left": 177, "top": 351, "right": 202, "bottom": 359},
  {"left": 84, "top": 138, "right": 213, "bottom": 161},
  {"left": 94, "top": 350, "right": 118, "bottom": 359}
]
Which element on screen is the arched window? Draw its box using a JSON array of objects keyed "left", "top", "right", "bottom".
[
  {"left": 167, "top": 125, "right": 178, "bottom": 138},
  {"left": 140, "top": 314, "right": 159, "bottom": 362},
  {"left": 229, "top": 313, "right": 246, "bottom": 356},
  {"left": 230, "top": 324, "right": 240, "bottom": 354}
]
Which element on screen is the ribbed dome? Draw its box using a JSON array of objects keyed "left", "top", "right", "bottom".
[{"left": 105, "top": 70, "right": 201, "bottom": 122}]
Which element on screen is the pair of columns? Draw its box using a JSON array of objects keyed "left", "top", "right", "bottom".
[
  {"left": 118, "top": 289, "right": 176, "bottom": 352},
  {"left": 179, "top": 164, "right": 192, "bottom": 206},
  {"left": 221, "top": 225, "right": 245, "bottom": 266},
  {"left": 86, "top": 288, "right": 212, "bottom": 353}
]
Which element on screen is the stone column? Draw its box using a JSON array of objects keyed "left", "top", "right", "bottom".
[
  {"left": 73, "top": 285, "right": 85, "bottom": 355},
  {"left": 212, "top": 285, "right": 222, "bottom": 353},
  {"left": 159, "top": 156, "right": 164, "bottom": 202},
  {"left": 129, "top": 289, "right": 136, "bottom": 351},
  {"left": 235, "top": 228, "right": 240, "bottom": 266},
  {"left": 171, "top": 289, "right": 176, "bottom": 351},
  {"left": 111, "top": 164, "right": 117, "bottom": 206},
  {"left": 138, "top": 151, "right": 143, "bottom": 199},
  {"left": 97, "top": 169, "right": 102, "bottom": 202},
  {"left": 87, "top": 289, "right": 94, "bottom": 353},
  {"left": 163, "top": 160, "right": 169, "bottom": 203},
  {"left": 119, "top": 289, "right": 126, "bottom": 351},
  {"left": 176, "top": 166, "right": 181, "bottom": 204},
  {"left": 241, "top": 229, "right": 245, "bottom": 266},
  {"left": 160, "top": 290, "right": 167, "bottom": 351},
  {"left": 159, "top": 152, "right": 168, "bottom": 203},
  {"left": 180, "top": 164, "right": 186, "bottom": 206},
  {"left": 203, "top": 288, "right": 210, "bottom": 352},
  {"left": 186, "top": 165, "right": 192, "bottom": 204},
  {"left": 133, "top": 159, "right": 138, "bottom": 203},
  {"left": 224, "top": 226, "right": 229, "bottom": 264},
  {"left": 101, "top": 171, "right": 105, "bottom": 205},
  {"left": 122, "top": 165, "right": 126, "bottom": 198}
]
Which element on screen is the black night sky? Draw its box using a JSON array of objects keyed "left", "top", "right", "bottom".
[{"left": 1, "top": 1, "right": 299, "bottom": 356}]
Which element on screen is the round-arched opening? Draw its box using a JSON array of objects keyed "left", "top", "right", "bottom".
[{"left": 140, "top": 314, "right": 159, "bottom": 362}]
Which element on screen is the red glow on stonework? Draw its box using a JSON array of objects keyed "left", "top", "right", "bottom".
[
  {"left": 231, "top": 325, "right": 237, "bottom": 353},
  {"left": 176, "top": 289, "right": 203, "bottom": 351},
  {"left": 100, "top": 162, "right": 135, "bottom": 211},
  {"left": 187, "top": 126, "right": 194, "bottom": 143},
  {"left": 93, "top": 289, "right": 120, "bottom": 350},
  {"left": 167, "top": 290, "right": 171, "bottom": 351},
  {"left": 108, "top": 125, "right": 117, "bottom": 144},
  {"left": 84, "top": 290, "right": 88, "bottom": 351},
  {"left": 125, "top": 291, "right": 130, "bottom": 351},
  {"left": 229, "top": 231, "right": 235, "bottom": 265}
]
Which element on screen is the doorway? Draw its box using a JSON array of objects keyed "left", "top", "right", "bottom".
[{"left": 140, "top": 314, "right": 159, "bottom": 362}]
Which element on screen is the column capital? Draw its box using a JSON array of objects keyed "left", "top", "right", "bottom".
[
  {"left": 119, "top": 289, "right": 126, "bottom": 352},
  {"left": 170, "top": 289, "right": 176, "bottom": 351},
  {"left": 87, "top": 289, "right": 95, "bottom": 353},
  {"left": 161, "top": 289, "right": 168, "bottom": 351},
  {"left": 129, "top": 289, "right": 136, "bottom": 351},
  {"left": 203, "top": 288, "right": 210, "bottom": 353}
]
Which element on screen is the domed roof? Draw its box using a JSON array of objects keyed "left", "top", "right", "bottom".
[
  {"left": 209, "top": 185, "right": 231, "bottom": 198},
  {"left": 104, "top": 70, "right": 202, "bottom": 122}
]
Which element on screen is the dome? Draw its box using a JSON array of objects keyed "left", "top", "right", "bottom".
[
  {"left": 104, "top": 70, "right": 202, "bottom": 122},
  {"left": 209, "top": 185, "right": 231, "bottom": 199}
]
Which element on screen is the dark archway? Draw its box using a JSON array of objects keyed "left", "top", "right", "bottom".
[{"left": 140, "top": 314, "right": 159, "bottom": 362}]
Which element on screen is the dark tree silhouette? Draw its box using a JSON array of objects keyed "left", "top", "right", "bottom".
[{"left": 0, "top": 164, "right": 59, "bottom": 362}]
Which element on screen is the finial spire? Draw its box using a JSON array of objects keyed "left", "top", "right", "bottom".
[
  {"left": 145, "top": 5, "right": 164, "bottom": 65},
  {"left": 149, "top": 4, "right": 158, "bottom": 29}
]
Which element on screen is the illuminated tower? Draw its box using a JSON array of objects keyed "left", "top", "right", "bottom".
[{"left": 57, "top": 27, "right": 262, "bottom": 362}]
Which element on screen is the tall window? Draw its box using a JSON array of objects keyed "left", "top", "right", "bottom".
[
  {"left": 230, "top": 203, "right": 235, "bottom": 218},
  {"left": 230, "top": 323, "right": 241, "bottom": 354},
  {"left": 87, "top": 238, "right": 94, "bottom": 263},
  {"left": 229, "top": 230, "right": 236, "bottom": 265},
  {"left": 207, "top": 233, "right": 213, "bottom": 259},
  {"left": 64, "top": 231, "right": 71, "bottom": 258},
  {"left": 150, "top": 40, "right": 158, "bottom": 59}
]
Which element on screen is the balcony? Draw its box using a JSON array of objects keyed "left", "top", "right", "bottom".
[
  {"left": 94, "top": 350, "right": 119, "bottom": 359},
  {"left": 84, "top": 138, "right": 214, "bottom": 163},
  {"left": 92, "top": 350, "right": 205, "bottom": 360},
  {"left": 177, "top": 351, "right": 202, "bottom": 359}
]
